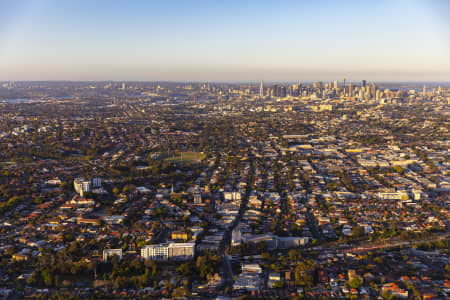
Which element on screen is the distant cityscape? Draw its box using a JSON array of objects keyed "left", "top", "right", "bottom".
[{"left": 0, "top": 80, "right": 448, "bottom": 299}]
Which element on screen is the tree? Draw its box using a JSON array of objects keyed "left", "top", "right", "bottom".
[
  {"left": 261, "top": 252, "right": 272, "bottom": 260},
  {"left": 289, "top": 249, "right": 301, "bottom": 261},
  {"left": 111, "top": 255, "right": 120, "bottom": 271},
  {"left": 60, "top": 182, "right": 69, "bottom": 190},
  {"left": 172, "top": 286, "right": 191, "bottom": 298},
  {"left": 176, "top": 262, "right": 192, "bottom": 277},
  {"left": 381, "top": 290, "right": 393, "bottom": 300},
  {"left": 273, "top": 280, "right": 284, "bottom": 289},
  {"left": 196, "top": 253, "right": 219, "bottom": 279},
  {"left": 352, "top": 226, "right": 365, "bottom": 238},
  {"left": 41, "top": 269, "right": 53, "bottom": 286},
  {"left": 26, "top": 272, "right": 38, "bottom": 285},
  {"left": 113, "top": 276, "right": 125, "bottom": 290},
  {"left": 256, "top": 241, "right": 267, "bottom": 252},
  {"left": 295, "top": 263, "right": 314, "bottom": 288},
  {"left": 349, "top": 277, "right": 362, "bottom": 289},
  {"left": 393, "top": 165, "right": 404, "bottom": 175}
]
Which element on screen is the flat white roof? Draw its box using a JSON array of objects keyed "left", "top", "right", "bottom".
[{"left": 168, "top": 243, "right": 195, "bottom": 248}]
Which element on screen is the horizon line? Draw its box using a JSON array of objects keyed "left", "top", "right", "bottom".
[{"left": 2, "top": 80, "right": 450, "bottom": 84}]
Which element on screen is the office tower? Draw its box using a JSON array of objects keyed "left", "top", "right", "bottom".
[
  {"left": 361, "top": 80, "right": 366, "bottom": 88},
  {"left": 423, "top": 85, "right": 426, "bottom": 97},
  {"left": 271, "top": 84, "right": 278, "bottom": 97},
  {"left": 259, "top": 80, "right": 264, "bottom": 98},
  {"left": 334, "top": 80, "right": 338, "bottom": 89},
  {"left": 122, "top": 82, "right": 126, "bottom": 90},
  {"left": 275, "top": 85, "right": 286, "bottom": 97},
  {"left": 272, "top": 84, "right": 286, "bottom": 97},
  {"left": 348, "top": 83, "right": 352, "bottom": 97}
]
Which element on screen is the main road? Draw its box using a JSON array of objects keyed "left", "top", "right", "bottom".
[
  {"left": 336, "top": 232, "right": 449, "bottom": 254},
  {"left": 217, "top": 155, "right": 254, "bottom": 292}
]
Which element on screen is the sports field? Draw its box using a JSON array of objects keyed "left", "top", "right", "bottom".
[{"left": 164, "top": 152, "right": 205, "bottom": 162}]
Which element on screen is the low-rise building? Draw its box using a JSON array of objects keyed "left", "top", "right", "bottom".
[
  {"left": 141, "top": 242, "right": 195, "bottom": 260},
  {"left": 103, "top": 249, "right": 122, "bottom": 262}
]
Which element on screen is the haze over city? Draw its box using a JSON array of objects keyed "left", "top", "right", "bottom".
[{"left": 1, "top": 0, "right": 450, "bottom": 82}]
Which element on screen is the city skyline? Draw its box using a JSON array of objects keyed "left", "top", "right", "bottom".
[
  {"left": 0, "top": 78, "right": 448, "bottom": 299},
  {"left": 1, "top": 0, "right": 449, "bottom": 81}
]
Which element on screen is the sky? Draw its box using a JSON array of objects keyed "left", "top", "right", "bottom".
[{"left": 0, "top": 0, "right": 449, "bottom": 82}]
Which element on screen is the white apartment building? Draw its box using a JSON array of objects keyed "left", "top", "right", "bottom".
[
  {"left": 141, "top": 243, "right": 195, "bottom": 261},
  {"left": 377, "top": 191, "right": 409, "bottom": 201}
]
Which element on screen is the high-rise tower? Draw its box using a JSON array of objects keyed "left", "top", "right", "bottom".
[{"left": 259, "top": 80, "right": 264, "bottom": 99}]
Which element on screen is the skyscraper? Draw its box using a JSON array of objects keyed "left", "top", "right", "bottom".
[
  {"left": 333, "top": 80, "right": 338, "bottom": 89},
  {"left": 361, "top": 80, "right": 366, "bottom": 88},
  {"left": 259, "top": 80, "right": 264, "bottom": 98}
]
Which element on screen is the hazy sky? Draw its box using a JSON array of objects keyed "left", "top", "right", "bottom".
[{"left": 0, "top": 0, "right": 449, "bottom": 82}]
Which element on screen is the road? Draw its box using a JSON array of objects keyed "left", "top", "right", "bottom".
[
  {"left": 306, "top": 207, "right": 326, "bottom": 243},
  {"left": 217, "top": 155, "right": 254, "bottom": 293},
  {"left": 336, "top": 232, "right": 449, "bottom": 254}
]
